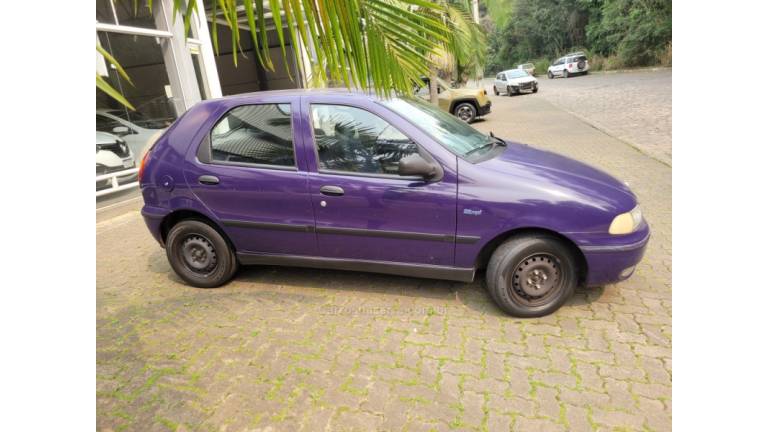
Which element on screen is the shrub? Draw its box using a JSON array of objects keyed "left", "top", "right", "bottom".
[{"left": 533, "top": 59, "right": 551, "bottom": 76}]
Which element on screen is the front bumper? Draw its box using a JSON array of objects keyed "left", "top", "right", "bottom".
[
  {"left": 577, "top": 224, "right": 650, "bottom": 286},
  {"left": 478, "top": 101, "right": 492, "bottom": 116}
]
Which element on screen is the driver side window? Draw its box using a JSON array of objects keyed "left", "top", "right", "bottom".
[{"left": 310, "top": 104, "right": 419, "bottom": 175}]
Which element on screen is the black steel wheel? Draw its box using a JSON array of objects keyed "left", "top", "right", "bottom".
[
  {"left": 508, "top": 253, "right": 564, "bottom": 307},
  {"left": 486, "top": 235, "right": 577, "bottom": 317},
  {"left": 454, "top": 102, "right": 477, "bottom": 122},
  {"left": 166, "top": 220, "right": 238, "bottom": 288}
]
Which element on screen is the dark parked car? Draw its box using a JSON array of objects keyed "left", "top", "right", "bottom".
[{"left": 139, "top": 90, "right": 649, "bottom": 317}]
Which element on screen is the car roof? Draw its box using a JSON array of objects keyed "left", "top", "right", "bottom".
[{"left": 195, "top": 88, "right": 382, "bottom": 108}]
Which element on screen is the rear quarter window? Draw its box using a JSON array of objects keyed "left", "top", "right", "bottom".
[{"left": 208, "top": 104, "right": 295, "bottom": 168}]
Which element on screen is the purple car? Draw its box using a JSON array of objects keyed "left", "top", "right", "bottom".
[{"left": 139, "top": 90, "right": 649, "bottom": 317}]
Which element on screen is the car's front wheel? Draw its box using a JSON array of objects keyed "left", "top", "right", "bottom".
[
  {"left": 486, "top": 235, "right": 577, "bottom": 317},
  {"left": 533, "top": 85, "right": 539, "bottom": 93},
  {"left": 166, "top": 220, "right": 238, "bottom": 288},
  {"left": 547, "top": 71, "right": 554, "bottom": 79},
  {"left": 454, "top": 102, "right": 477, "bottom": 122},
  {"left": 493, "top": 87, "right": 499, "bottom": 96},
  {"left": 507, "top": 86, "right": 517, "bottom": 96}
]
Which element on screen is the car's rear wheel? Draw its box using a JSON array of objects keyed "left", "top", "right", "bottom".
[
  {"left": 547, "top": 71, "right": 554, "bottom": 79},
  {"left": 563, "top": 69, "right": 569, "bottom": 78},
  {"left": 454, "top": 102, "right": 477, "bottom": 122},
  {"left": 486, "top": 235, "right": 577, "bottom": 317},
  {"left": 166, "top": 220, "right": 238, "bottom": 288}
]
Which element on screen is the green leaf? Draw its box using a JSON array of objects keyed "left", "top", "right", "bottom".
[
  {"left": 96, "top": 44, "right": 133, "bottom": 86},
  {"left": 96, "top": 75, "right": 135, "bottom": 111}
]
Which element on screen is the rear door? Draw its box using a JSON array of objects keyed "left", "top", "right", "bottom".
[
  {"left": 300, "top": 96, "right": 458, "bottom": 266},
  {"left": 186, "top": 101, "right": 317, "bottom": 256}
]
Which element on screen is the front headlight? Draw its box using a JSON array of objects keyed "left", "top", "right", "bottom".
[{"left": 609, "top": 205, "right": 643, "bottom": 235}]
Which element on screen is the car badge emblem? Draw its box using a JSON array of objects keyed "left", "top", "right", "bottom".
[{"left": 463, "top": 209, "right": 482, "bottom": 216}]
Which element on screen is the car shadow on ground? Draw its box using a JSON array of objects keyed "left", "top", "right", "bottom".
[{"left": 149, "top": 250, "right": 607, "bottom": 318}]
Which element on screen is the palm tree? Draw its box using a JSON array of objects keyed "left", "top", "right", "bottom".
[{"left": 98, "top": 0, "right": 486, "bottom": 108}]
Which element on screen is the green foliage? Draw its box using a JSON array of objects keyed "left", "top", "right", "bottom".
[
  {"left": 96, "top": 45, "right": 135, "bottom": 110},
  {"left": 532, "top": 58, "right": 550, "bottom": 76},
  {"left": 484, "top": 0, "right": 671, "bottom": 74}
]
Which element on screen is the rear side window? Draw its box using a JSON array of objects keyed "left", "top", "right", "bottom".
[{"left": 210, "top": 104, "right": 294, "bottom": 167}]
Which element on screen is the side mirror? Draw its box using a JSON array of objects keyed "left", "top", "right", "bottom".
[
  {"left": 112, "top": 126, "right": 130, "bottom": 136},
  {"left": 398, "top": 153, "right": 437, "bottom": 179}
]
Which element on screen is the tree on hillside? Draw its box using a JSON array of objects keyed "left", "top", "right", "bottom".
[{"left": 484, "top": 0, "right": 671, "bottom": 73}]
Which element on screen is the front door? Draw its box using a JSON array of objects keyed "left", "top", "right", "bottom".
[
  {"left": 302, "top": 100, "right": 457, "bottom": 266},
  {"left": 186, "top": 101, "right": 317, "bottom": 256}
]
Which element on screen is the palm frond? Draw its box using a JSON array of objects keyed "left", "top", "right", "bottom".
[
  {"left": 96, "top": 75, "right": 135, "bottom": 110},
  {"left": 96, "top": 45, "right": 135, "bottom": 110},
  {"left": 102, "top": 0, "right": 485, "bottom": 101}
]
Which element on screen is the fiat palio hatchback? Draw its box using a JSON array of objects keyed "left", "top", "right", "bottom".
[{"left": 139, "top": 90, "right": 649, "bottom": 317}]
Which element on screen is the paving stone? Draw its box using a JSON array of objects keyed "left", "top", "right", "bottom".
[{"left": 513, "top": 417, "right": 566, "bottom": 432}]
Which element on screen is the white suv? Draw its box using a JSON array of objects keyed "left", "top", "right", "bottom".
[
  {"left": 493, "top": 69, "right": 538, "bottom": 96},
  {"left": 547, "top": 52, "right": 589, "bottom": 78}
]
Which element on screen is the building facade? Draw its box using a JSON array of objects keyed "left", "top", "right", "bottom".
[{"left": 96, "top": 0, "right": 308, "bottom": 150}]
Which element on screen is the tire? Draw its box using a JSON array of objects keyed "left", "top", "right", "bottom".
[
  {"left": 454, "top": 102, "right": 477, "bottom": 123},
  {"left": 563, "top": 69, "right": 569, "bottom": 78},
  {"left": 583, "top": 70, "right": 589, "bottom": 75},
  {"left": 532, "top": 85, "right": 538, "bottom": 93},
  {"left": 166, "top": 220, "right": 238, "bottom": 288},
  {"left": 493, "top": 87, "right": 499, "bottom": 96},
  {"left": 485, "top": 235, "right": 577, "bottom": 317},
  {"left": 547, "top": 71, "right": 553, "bottom": 79},
  {"left": 507, "top": 86, "right": 516, "bottom": 96}
]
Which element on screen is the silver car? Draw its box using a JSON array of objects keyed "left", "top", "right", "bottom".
[
  {"left": 96, "top": 132, "right": 137, "bottom": 191},
  {"left": 96, "top": 109, "right": 169, "bottom": 157},
  {"left": 493, "top": 69, "right": 539, "bottom": 96}
]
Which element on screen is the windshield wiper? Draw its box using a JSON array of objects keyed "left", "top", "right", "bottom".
[
  {"left": 465, "top": 132, "right": 506, "bottom": 156},
  {"left": 489, "top": 131, "right": 507, "bottom": 146}
]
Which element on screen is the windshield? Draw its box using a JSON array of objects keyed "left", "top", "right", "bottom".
[
  {"left": 506, "top": 70, "right": 529, "bottom": 79},
  {"left": 381, "top": 97, "right": 498, "bottom": 159}
]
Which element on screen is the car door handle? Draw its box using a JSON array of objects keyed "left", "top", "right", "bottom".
[
  {"left": 198, "top": 175, "right": 220, "bottom": 185},
  {"left": 320, "top": 185, "right": 344, "bottom": 196}
]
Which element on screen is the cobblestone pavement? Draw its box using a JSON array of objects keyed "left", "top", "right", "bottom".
[
  {"left": 485, "top": 69, "right": 672, "bottom": 165},
  {"left": 97, "top": 93, "right": 671, "bottom": 431}
]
